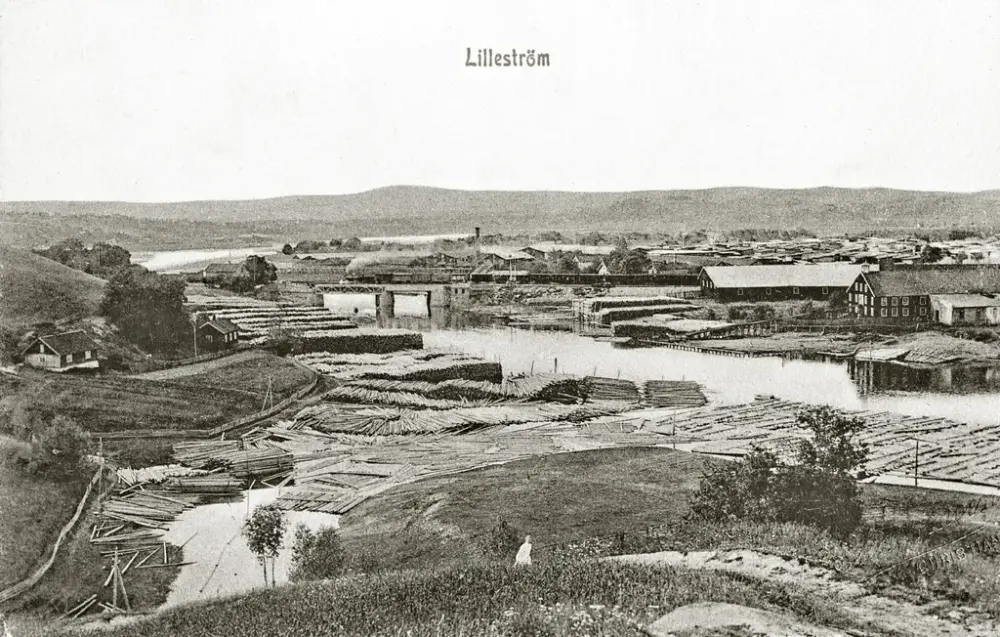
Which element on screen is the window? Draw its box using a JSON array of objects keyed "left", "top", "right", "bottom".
[
  {"left": 919, "top": 307, "right": 927, "bottom": 316},
  {"left": 920, "top": 297, "right": 927, "bottom": 305},
  {"left": 881, "top": 297, "right": 887, "bottom": 306},
  {"left": 902, "top": 297, "right": 909, "bottom": 306},
  {"left": 766, "top": 288, "right": 772, "bottom": 295},
  {"left": 891, "top": 297, "right": 898, "bottom": 306},
  {"left": 206, "top": 335, "right": 213, "bottom": 343},
  {"left": 822, "top": 287, "right": 829, "bottom": 294},
  {"left": 903, "top": 308, "right": 909, "bottom": 317},
  {"left": 84, "top": 350, "right": 91, "bottom": 359},
  {"left": 793, "top": 287, "right": 800, "bottom": 294},
  {"left": 737, "top": 288, "right": 744, "bottom": 296},
  {"left": 892, "top": 308, "right": 898, "bottom": 317},
  {"left": 881, "top": 308, "right": 888, "bottom": 317}
]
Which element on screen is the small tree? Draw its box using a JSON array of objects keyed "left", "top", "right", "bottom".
[
  {"left": 242, "top": 504, "right": 287, "bottom": 587},
  {"left": 281, "top": 243, "right": 294, "bottom": 255},
  {"left": 289, "top": 524, "right": 346, "bottom": 582}
]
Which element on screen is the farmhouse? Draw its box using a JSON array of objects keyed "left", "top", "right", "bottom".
[
  {"left": 698, "top": 264, "right": 862, "bottom": 301},
  {"left": 477, "top": 247, "right": 536, "bottom": 272},
  {"left": 201, "top": 262, "right": 239, "bottom": 286},
  {"left": 21, "top": 330, "right": 100, "bottom": 372},
  {"left": 848, "top": 266, "right": 1000, "bottom": 321},
  {"left": 197, "top": 318, "right": 240, "bottom": 351},
  {"left": 929, "top": 294, "right": 1000, "bottom": 326}
]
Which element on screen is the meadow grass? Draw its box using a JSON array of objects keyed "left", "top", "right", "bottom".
[
  {"left": 0, "top": 440, "right": 90, "bottom": 590},
  {"left": 53, "top": 560, "right": 859, "bottom": 637}
]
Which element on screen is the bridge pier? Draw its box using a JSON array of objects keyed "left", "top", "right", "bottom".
[{"left": 377, "top": 290, "right": 396, "bottom": 318}]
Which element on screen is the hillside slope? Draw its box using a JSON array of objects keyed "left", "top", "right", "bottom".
[
  {"left": 4, "top": 186, "right": 1000, "bottom": 237},
  {"left": 0, "top": 245, "right": 106, "bottom": 330}
]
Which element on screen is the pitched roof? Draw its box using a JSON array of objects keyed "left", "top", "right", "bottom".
[
  {"left": 701, "top": 264, "right": 863, "bottom": 289},
  {"left": 479, "top": 247, "right": 535, "bottom": 261},
  {"left": 864, "top": 266, "right": 1000, "bottom": 297},
  {"left": 929, "top": 293, "right": 1000, "bottom": 308},
  {"left": 202, "top": 263, "right": 239, "bottom": 274},
  {"left": 200, "top": 318, "right": 239, "bottom": 334},
  {"left": 26, "top": 330, "right": 99, "bottom": 355}
]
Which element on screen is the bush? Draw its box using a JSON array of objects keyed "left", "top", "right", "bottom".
[
  {"left": 289, "top": 524, "right": 346, "bottom": 582},
  {"left": 688, "top": 406, "right": 868, "bottom": 539},
  {"left": 9, "top": 415, "right": 91, "bottom": 479},
  {"left": 480, "top": 517, "right": 522, "bottom": 562}
]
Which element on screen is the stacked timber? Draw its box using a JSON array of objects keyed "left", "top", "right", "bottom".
[
  {"left": 296, "top": 350, "right": 502, "bottom": 383},
  {"left": 116, "top": 464, "right": 207, "bottom": 486},
  {"left": 173, "top": 440, "right": 243, "bottom": 469},
  {"left": 344, "top": 373, "right": 584, "bottom": 403},
  {"left": 642, "top": 380, "right": 708, "bottom": 408},
  {"left": 161, "top": 473, "right": 244, "bottom": 494},
  {"left": 582, "top": 377, "right": 641, "bottom": 403},
  {"left": 322, "top": 386, "right": 498, "bottom": 410},
  {"left": 290, "top": 401, "right": 628, "bottom": 436},
  {"left": 297, "top": 329, "right": 423, "bottom": 354}
]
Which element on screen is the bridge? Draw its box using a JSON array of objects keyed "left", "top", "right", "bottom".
[{"left": 313, "top": 283, "right": 452, "bottom": 316}]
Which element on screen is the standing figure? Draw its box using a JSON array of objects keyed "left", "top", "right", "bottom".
[{"left": 515, "top": 534, "right": 532, "bottom": 566}]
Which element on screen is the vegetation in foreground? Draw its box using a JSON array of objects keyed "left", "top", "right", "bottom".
[
  {"left": 0, "top": 353, "right": 310, "bottom": 434},
  {"left": 53, "top": 560, "right": 857, "bottom": 637},
  {"left": 0, "top": 437, "right": 91, "bottom": 590},
  {"left": 341, "top": 445, "right": 1000, "bottom": 620}
]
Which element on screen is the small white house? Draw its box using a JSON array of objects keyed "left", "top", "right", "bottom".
[
  {"left": 929, "top": 294, "right": 1000, "bottom": 326},
  {"left": 21, "top": 330, "right": 100, "bottom": 372}
]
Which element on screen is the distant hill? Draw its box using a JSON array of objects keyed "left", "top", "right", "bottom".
[
  {"left": 2, "top": 186, "right": 999, "bottom": 248},
  {"left": 0, "top": 245, "right": 106, "bottom": 331}
]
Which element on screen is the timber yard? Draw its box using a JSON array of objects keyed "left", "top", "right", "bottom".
[{"left": 7, "top": 228, "right": 1000, "bottom": 637}]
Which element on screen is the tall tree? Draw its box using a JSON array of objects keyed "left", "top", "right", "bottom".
[{"left": 100, "top": 266, "right": 191, "bottom": 353}]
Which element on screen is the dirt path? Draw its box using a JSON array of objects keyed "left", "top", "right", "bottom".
[
  {"left": 129, "top": 350, "right": 269, "bottom": 381},
  {"left": 610, "top": 549, "right": 998, "bottom": 637}
]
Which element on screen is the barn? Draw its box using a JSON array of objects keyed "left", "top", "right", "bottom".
[
  {"left": 21, "top": 330, "right": 101, "bottom": 372},
  {"left": 699, "top": 264, "right": 862, "bottom": 301}
]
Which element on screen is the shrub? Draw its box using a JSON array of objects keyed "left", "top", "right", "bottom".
[
  {"left": 480, "top": 517, "right": 523, "bottom": 562},
  {"left": 688, "top": 406, "right": 868, "bottom": 539},
  {"left": 289, "top": 524, "right": 346, "bottom": 582}
]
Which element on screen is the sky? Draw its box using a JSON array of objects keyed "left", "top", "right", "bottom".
[{"left": 1, "top": 0, "right": 998, "bottom": 201}]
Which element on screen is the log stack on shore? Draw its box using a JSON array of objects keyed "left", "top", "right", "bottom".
[
  {"left": 642, "top": 380, "right": 708, "bottom": 408},
  {"left": 582, "top": 376, "right": 642, "bottom": 403}
]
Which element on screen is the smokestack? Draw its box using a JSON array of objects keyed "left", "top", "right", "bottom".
[{"left": 475, "top": 227, "right": 481, "bottom": 254}]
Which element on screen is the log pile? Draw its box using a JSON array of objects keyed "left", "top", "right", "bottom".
[
  {"left": 344, "top": 373, "right": 584, "bottom": 403},
  {"left": 321, "top": 386, "right": 498, "bottom": 410},
  {"left": 296, "top": 350, "right": 502, "bottom": 383},
  {"left": 582, "top": 376, "right": 642, "bottom": 403},
  {"left": 297, "top": 329, "right": 423, "bottom": 354},
  {"left": 642, "top": 380, "right": 708, "bottom": 408},
  {"left": 289, "top": 402, "right": 630, "bottom": 436}
]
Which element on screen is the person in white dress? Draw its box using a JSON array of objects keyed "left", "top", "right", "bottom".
[{"left": 515, "top": 534, "right": 532, "bottom": 566}]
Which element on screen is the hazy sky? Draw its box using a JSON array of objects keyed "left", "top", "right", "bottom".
[{"left": 1, "top": 0, "right": 998, "bottom": 201}]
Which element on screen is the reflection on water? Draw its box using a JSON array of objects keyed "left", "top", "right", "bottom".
[
  {"left": 160, "top": 488, "right": 336, "bottom": 608},
  {"left": 369, "top": 308, "right": 1000, "bottom": 426}
]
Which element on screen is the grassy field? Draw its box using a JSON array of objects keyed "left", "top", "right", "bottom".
[
  {"left": 340, "top": 447, "right": 1000, "bottom": 617},
  {"left": 0, "top": 440, "right": 91, "bottom": 591},
  {"left": 52, "top": 560, "right": 858, "bottom": 637},
  {"left": 3, "top": 354, "right": 311, "bottom": 434},
  {"left": 0, "top": 245, "right": 106, "bottom": 333}
]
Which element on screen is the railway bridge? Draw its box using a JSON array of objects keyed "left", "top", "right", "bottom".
[{"left": 313, "top": 283, "right": 451, "bottom": 316}]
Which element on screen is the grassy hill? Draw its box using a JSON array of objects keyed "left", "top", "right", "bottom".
[
  {"left": 0, "top": 245, "right": 105, "bottom": 331},
  {"left": 3, "top": 186, "right": 1000, "bottom": 249}
]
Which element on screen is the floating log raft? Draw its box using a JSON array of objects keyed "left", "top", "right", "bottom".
[{"left": 642, "top": 380, "right": 708, "bottom": 408}]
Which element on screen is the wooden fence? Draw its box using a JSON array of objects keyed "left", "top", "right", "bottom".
[
  {"left": 95, "top": 360, "right": 319, "bottom": 441},
  {"left": 0, "top": 468, "right": 103, "bottom": 604},
  {"left": 122, "top": 344, "right": 252, "bottom": 374}
]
